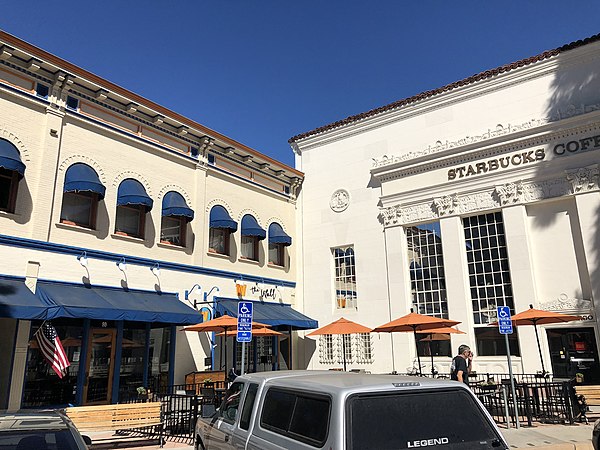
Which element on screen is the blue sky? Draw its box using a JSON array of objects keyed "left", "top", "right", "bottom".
[{"left": 2, "top": 2, "right": 600, "bottom": 167}]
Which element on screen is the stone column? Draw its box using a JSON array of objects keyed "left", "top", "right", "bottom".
[
  {"left": 7, "top": 320, "right": 31, "bottom": 411},
  {"left": 503, "top": 205, "right": 539, "bottom": 373}
]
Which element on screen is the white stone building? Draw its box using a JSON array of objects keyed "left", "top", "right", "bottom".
[
  {"left": 0, "top": 31, "right": 315, "bottom": 409},
  {"left": 292, "top": 34, "right": 600, "bottom": 381}
]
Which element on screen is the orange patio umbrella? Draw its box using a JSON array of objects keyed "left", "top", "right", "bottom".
[
  {"left": 373, "top": 309, "right": 460, "bottom": 376},
  {"left": 215, "top": 326, "right": 283, "bottom": 337},
  {"left": 509, "top": 304, "right": 581, "bottom": 374},
  {"left": 307, "top": 317, "right": 372, "bottom": 371},
  {"left": 182, "top": 314, "right": 269, "bottom": 376},
  {"left": 419, "top": 327, "right": 466, "bottom": 376}
]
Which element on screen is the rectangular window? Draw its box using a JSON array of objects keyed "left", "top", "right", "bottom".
[
  {"left": 0, "top": 168, "right": 18, "bottom": 213},
  {"left": 333, "top": 246, "right": 357, "bottom": 309},
  {"left": 60, "top": 192, "right": 98, "bottom": 229},
  {"left": 416, "top": 332, "right": 452, "bottom": 358},
  {"left": 475, "top": 327, "right": 520, "bottom": 356},
  {"left": 160, "top": 216, "right": 186, "bottom": 246},
  {"left": 241, "top": 235, "right": 258, "bottom": 261},
  {"left": 268, "top": 242, "right": 284, "bottom": 266},
  {"left": 240, "top": 383, "right": 259, "bottom": 430},
  {"left": 35, "top": 83, "right": 49, "bottom": 99},
  {"left": 463, "top": 212, "right": 520, "bottom": 356},
  {"left": 115, "top": 205, "right": 145, "bottom": 238},
  {"left": 357, "top": 333, "right": 374, "bottom": 363},
  {"left": 208, "top": 154, "right": 216, "bottom": 165},
  {"left": 66, "top": 95, "right": 79, "bottom": 110},
  {"left": 342, "top": 334, "right": 352, "bottom": 364},
  {"left": 209, "top": 228, "right": 229, "bottom": 255},
  {"left": 319, "top": 335, "right": 335, "bottom": 364},
  {"left": 406, "top": 222, "right": 448, "bottom": 318}
]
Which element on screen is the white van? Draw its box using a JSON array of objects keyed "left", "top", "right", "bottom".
[{"left": 194, "top": 370, "right": 507, "bottom": 449}]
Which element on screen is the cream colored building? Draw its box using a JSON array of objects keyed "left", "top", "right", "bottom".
[
  {"left": 0, "top": 31, "right": 314, "bottom": 409},
  {"left": 292, "top": 34, "right": 600, "bottom": 381}
]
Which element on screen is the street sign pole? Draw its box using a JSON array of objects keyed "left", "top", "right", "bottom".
[
  {"left": 497, "top": 306, "right": 520, "bottom": 429},
  {"left": 237, "top": 302, "right": 253, "bottom": 376}
]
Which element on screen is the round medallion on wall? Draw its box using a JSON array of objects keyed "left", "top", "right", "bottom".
[{"left": 330, "top": 189, "right": 350, "bottom": 212}]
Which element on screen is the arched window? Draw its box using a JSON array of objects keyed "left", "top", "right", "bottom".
[
  {"left": 115, "top": 179, "right": 153, "bottom": 239},
  {"left": 60, "top": 163, "right": 105, "bottom": 229},
  {"left": 208, "top": 205, "right": 237, "bottom": 256},
  {"left": 0, "top": 139, "right": 26, "bottom": 213},
  {"left": 268, "top": 222, "right": 291, "bottom": 267},
  {"left": 240, "top": 214, "right": 266, "bottom": 261},
  {"left": 161, "top": 191, "right": 194, "bottom": 246}
]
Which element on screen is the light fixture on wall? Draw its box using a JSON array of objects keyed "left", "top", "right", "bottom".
[
  {"left": 184, "top": 283, "right": 202, "bottom": 309},
  {"left": 116, "top": 257, "right": 127, "bottom": 273},
  {"left": 151, "top": 262, "right": 160, "bottom": 278},
  {"left": 204, "top": 286, "right": 219, "bottom": 302},
  {"left": 77, "top": 251, "right": 88, "bottom": 268}
]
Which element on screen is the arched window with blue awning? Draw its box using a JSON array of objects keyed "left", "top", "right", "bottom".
[
  {"left": 0, "top": 139, "right": 25, "bottom": 178},
  {"left": 210, "top": 205, "right": 237, "bottom": 231},
  {"left": 241, "top": 214, "right": 266, "bottom": 240},
  {"left": 117, "top": 179, "right": 153, "bottom": 210},
  {"left": 268, "top": 222, "right": 292, "bottom": 246},
  {"left": 63, "top": 163, "right": 106, "bottom": 199},
  {"left": 162, "top": 191, "right": 194, "bottom": 221}
]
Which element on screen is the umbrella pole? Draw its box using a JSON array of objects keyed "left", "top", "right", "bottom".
[
  {"left": 413, "top": 327, "right": 422, "bottom": 376},
  {"left": 342, "top": 335, "right": 347, "bottom": 372},
  {"left": 533, "top": 321, "right": 546, "bottom": 374},
  {"left": 224, "top": 328, "right": 228, "bottom": 379},
  {"left": 429, "top": 336, "right": 435, "bottom": 377}
]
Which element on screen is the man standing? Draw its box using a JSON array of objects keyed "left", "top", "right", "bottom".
[{"left": 450, "top": 344, "right": 473, "bottom": 385}]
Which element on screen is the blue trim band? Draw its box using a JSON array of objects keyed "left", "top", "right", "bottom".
[{"left": 0, "top": 234, "right": 296, "bottom": 288}]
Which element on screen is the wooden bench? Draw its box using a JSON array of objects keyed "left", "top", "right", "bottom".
[
  {"left": 65, "top": 402, "right": 163, "bottom": 447},
  {"left": 575, "top": 385, "right": 600, "bottom": 406}
]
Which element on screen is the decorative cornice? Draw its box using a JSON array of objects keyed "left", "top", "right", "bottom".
[
  {"left": 538, "top": 293, "right": 593, "bottom": 314},
  {"left": 379, "top": 167, "right": 598, "bottom": 227}
]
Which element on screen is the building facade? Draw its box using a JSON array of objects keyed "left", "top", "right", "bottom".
[
  {"left": 0, "top": 31, "right": 314, "bottom": 409},
  {"left": 292, "top": 35, "right": 600, "bottom": 382}
]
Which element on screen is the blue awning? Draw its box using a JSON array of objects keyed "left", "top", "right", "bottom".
[
  {"left": 36, "top": 282, "right": 202, "bottom": 325},
  {"left": 268, "top": 223, "right": 292, "bottom": 246},
  {"left": 117, "top": 179, "right": 153, "bottom": 211},
  {"left": 216, "top": 298, "right": 317, "bottom": 330},
  {"left": 0, "top": 139, "right": 25, "bottom": 177},
  {"left": 0, "top": 276, "right": 59, "bottom": 320},
  {"left": 64, "top": 163, "right": 106, "bottom": 199},
  {"left": 210, "top": 205, "right": 237, "bottom": 232},
  {"left": 162, "top": 191, "right": 194, "bottom": 221},
  {"left": 241, "top": 215, "right": 266, "bottom": 240}
]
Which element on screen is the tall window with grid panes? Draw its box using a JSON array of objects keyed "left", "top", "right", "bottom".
[
  {"left": 333, "top": 246, "right": 357, "bottom": 309},
  {"left": 463, "top": 212, "right": 520, "bottom": 356}
]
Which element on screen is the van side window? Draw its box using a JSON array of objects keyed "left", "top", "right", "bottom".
[
  {"left": 260, "top": 388, "right": 330, "bottom": 447},
  {"left": 219, "top": 382, "right": 244, "bottom": 424},
  {"left": 239, "top": 383, "right": 259, "bottom": 430}
]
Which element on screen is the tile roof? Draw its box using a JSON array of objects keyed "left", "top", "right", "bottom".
[{"left": 289, "top": 33, "right": 600, "bottom": 144}]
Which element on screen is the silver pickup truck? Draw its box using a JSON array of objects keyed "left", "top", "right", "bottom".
[{"left": 194, "top": 370, "right": 507, "bottom": 450}]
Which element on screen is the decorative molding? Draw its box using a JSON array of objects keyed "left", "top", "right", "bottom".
[
  {"left": 237, "top": 208, "right": 263, "bottom": 225},
  {"left": 372, "top": 104, "right": 600, "bottom": 169},
  {"left": 538, "top": 293, "right": 593, "bottom": 314},
  {"left": 57, "top": 155, "right": 106, "bottom": 184},
  {"left": 433, "top": 194, "right": 458, "bottom": 216},
  {"left": 157, "top": 184, "right": 191, "bottom": 204},
  {"left": 112, "top": 171, "right": 153, "bottom": 196},
  {"left": 206, "top": 198, "right": 233, "bottom": 214},
  {"left": 0, "top": 126, "right": 30, "bottom": 162},
  {"left": 566, "top": 165, "right": 599, "bottom": 194},
  {"left": 494, "top": 181, "right": 524, "bottom": 205},
  {"left": 330, "top": 189, "right": 350, "bottom": 213},
  {"left": 265, "top": 216, "right": 288, "bottom": 232},
  {"left": 379, "top": 172, "right": 593, "bottom": 227}
]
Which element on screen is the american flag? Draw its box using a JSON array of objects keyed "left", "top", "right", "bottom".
[{"left": 35, "top": 322, "right": 70, "bottom": 379}]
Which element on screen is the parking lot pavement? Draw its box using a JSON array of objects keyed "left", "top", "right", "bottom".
[{"left": 501, "top": 422, "right": 594, "bottom": 449}]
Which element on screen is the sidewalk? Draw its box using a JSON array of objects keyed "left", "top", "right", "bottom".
[{"left": 501, "top": 422, "right": 594, "bottom": 449}]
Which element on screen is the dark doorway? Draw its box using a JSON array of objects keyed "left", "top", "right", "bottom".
[{"left": 547, "top": 327, "right": 600, "bottom": 384}]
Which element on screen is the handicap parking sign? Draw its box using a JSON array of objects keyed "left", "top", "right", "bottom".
[
  {"left": 237, "top": 302, "right": 253, "bottom": 342},
  {"left": 497, "top": 306, "right": 513, "bottom": 334}
]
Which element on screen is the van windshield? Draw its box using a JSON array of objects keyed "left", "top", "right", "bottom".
[{"left": 347, "top": 389, "right": 504, "bottom": 449}]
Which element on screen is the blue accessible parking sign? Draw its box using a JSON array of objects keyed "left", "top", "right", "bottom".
[
  {"left": 237, "top": 301, "right": 253, "bottom": 342},
  {"left": 497, "top": 306, "right": 513, "bottom": 334}
]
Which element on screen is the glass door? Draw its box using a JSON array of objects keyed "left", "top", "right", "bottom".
[
  {"left": 548, "top": 327, "right": 600, "bottom": 383},
  {"left": 83, "top": 329, "right": 116, "bottom": 404}
]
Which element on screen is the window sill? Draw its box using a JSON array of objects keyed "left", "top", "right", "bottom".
[
  {"left": 0, "top": 210, "right": 19, "bottom": 219},
  {"left": 238, "top": 257, "right": 260, "bottom": 265},
  {"left": 207, "top": 251, "right": 230, "bottom": 259},
  {"left": 157, "top": 241, "right": 187, "bottom": 251},
  {"left": 111, "top": 233, "right": 146, "bottom": 244},
  {"left": 267, "top": 262, "right": 286, "bottom": 270},
  {"left": 55, "top": 222, "right": 100, "bottom": 236}
]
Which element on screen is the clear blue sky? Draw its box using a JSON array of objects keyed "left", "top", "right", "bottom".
[{"left": 2, "top": 2, "right": 599, "bottom": 167}]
